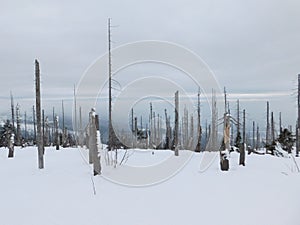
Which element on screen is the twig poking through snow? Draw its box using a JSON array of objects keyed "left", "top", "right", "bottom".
[{"left": 291, "top": 154, "right": 300, "bottom": 172}]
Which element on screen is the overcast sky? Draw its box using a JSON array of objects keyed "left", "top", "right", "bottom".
[{"left": 1, "top": 0, "right": 300, "bottom": 133}]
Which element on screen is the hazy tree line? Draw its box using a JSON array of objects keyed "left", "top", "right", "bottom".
[
  {"left": 0, "top": 58, "right": 298, "bottom": 173},
  {"left": 0, "top": 104, "right": 77, "bottom": 149}
]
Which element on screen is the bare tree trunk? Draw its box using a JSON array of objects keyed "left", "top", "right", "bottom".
[
  {"left": 33, "top": 106, "right": 36, "bottom": 144},
  {"left": 165, "top": 109, "right": 171, "bottom": 149},
  {"left": 279, "top": 112, "right": 282, "bottom": 134},
  {"left": 134, "top": 117, "right": 138, "bottom": 148},
  {"left": 108, "top": 18, "right": 113, "bottom": 152},
  {"left": 266, "top": 101, "right": 270, "bottom": 145},
  {"left": 55, "top": 115, "right": 59, "bottom": 150},
  {"left": 190, "top": 115, "right": 194, "bottom": 150},
  {"left": 24, "top": 111, "right": 27, "bottom": 143},
  {"left": 256, "top": 124, "right": 260, "bottom": 150},
  {"left": 252, "top": 121, "right": 255, "bottom": 149},
  {"left": 89, "top": 111, "right": 101, "bottom": 175},
  {"left": 174, "top": 91, "right": 179, "bottom": 156},
  {"left": 10, "top": 91, "right": 15, "bottom": 134},
  {"left": 239, "top": 109, "right": 246, "bottom": 166},
  {"left": 210, "top": 89, "right": 218, "bottom": 151},
  {"left": 79, "top": 106, "right": 83, "bottom": 147},
  {"left": 16, "top": 104, "right": 21, "bottom": 146},
  {"left": 297, "top": 74, "right": 300, "bottom": 157},
  {"left": 271, "top": 111, "right": 275, "bottom": 143},
  {"left": 52, "top": 107, "right": 55, "bottom": 145},
  {"left": 61, "top": 100, "right": 65, "bottom": 146},
  {"left": 237, "top": 99, "right": 240, "bottom": 134},
  {"left": 45, "top": 116, "right": 50, "bottom": 146},
  {"left": 8, "top": 132, "right": 14, "bottom": 158},
  {"left": 42, "top": 109, "right": 45, "bottom": 150},
  {"left": 35, "top": 59, "right": 44, "bottom": 169}
]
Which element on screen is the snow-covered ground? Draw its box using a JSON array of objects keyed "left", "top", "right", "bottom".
[{"left": 0, "top": 146, "right": 299, "bottom": 225}]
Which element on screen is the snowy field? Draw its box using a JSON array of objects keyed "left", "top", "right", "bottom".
[{"left": 0, "top": 146, "right": 300, "bottom": 225}]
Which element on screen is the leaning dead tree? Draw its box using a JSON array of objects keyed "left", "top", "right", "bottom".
[{"left": 35, "top": 59, "right": 44, "bottom": 169}]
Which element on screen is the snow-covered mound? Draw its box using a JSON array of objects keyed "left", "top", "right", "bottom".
[{"left": 0, "top": 147, "right": 299, "bottom": 225}]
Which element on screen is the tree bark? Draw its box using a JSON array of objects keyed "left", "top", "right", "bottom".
[
  {"left": 35, "top": 59, "right": 44, "bottom": 169},
  {"left": 174, "top": 91, "right": 179, "bottom": 156}
]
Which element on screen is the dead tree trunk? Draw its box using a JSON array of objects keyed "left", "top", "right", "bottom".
[
  {"left": 10, "top": 91, "right": 15, "bottom": 134},
  {"left": 55, "top": 115, "right": 59, "bottom": 150},
  {"left": 16, "top": 104, "right": 21, "bottom": 146},
  {"left": 271, "top": 111, "right": 275, "bottom": 143},
  {"left": 266, "top": 101, "right": 270, "bottom": 146},
  {"left": 256, "top": 124, "right": 260, "bottom": 150},
  {"left": 239, "top": 109, "right": 246, "bottom": 165},
  {"left": 35, "top": 59, "right": 44, "bottom": 169},
  {"left": 42, "top": 109, "right": 45, "bottom": 149},
  {"left": 24, "top": 111, "right": 27, "bottom": 143},
  {"left": 211, "top": 89, "right": 218, "bottom": 151},
  {"left": 79, "top": 106, "right": 84, "bottom": 147},
  {"left": 165, "top": 109, "right": 171, "bottom": 149},
  {"left": 134, "top": 117, "right": 138, "bottom": 148},
  {"left": 61, "top": 100, "right": 66, "bottom": 146},
  {"left": 252, "top": 121, "right": 255, "bottom": 150},
  {"left": 149, "top": 103, "right": 153, "bottom": 149},
  {"left": 7, "top": 132, "right": 14, "bottom": 158},
  {"left": 33, "top": 105, "right": 36, "bottom": 144},
  {"left": 279, "top": 112, "right": 282, "bottom": 134},
  {"left": 88, "top": 110, "right": 101, "bottom": 175},
  {"left": 45, "top": 116, "right": 50, "bottom": 146},
  {"left": 51, "top": 107, "right": 55, "bottom": 145},
  {"left": 297, "top": 74, "right": 300, "bottom": 157},
  {"left": 220, "top": 112, "right": 230, "bottom": 171},
  {"left": 196, "top": 89, "right": 201, "bottom": 152},
  {"left": 174, "top": 91, "right": 179, "bottom": 156},
  {"left": 190, "top": 115, "right": 194, "bottom": 150}
]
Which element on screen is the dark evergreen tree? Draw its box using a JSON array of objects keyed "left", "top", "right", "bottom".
[
  {"left": 235, "top": 131, "right": 242, "bottom": 149},
  {"left": 278, "top": 128, "right": 295, "bottom": 153},
  {"left": 0, "top": 120, "right": 13, "bottom": 148}
]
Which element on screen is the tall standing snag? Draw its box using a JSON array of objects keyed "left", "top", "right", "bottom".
[
  {"left": 196, "top": 89, "right": 202, "bottom": 152},
  {"left": 239, "top": 109, "right": 246, "bottom": 166},
  {"left": 10, "top": 91, "right": 15, "bottom": 134},
  {"left": 266, "top": 101, "right": 270, "bottom": 146},
  {"left": 220, "top": 88, "right": 230, "bottom": 171},
  {"left": 297, "top": 74, "right": 300, "bottom": 157},
  {"left": 174, "top": 91, "right": 179, "bottom": 156},
  {"left": 35, "top": 59, "right": 44, "bottom": 169},
  {"left": 16, "top": 103, "right": 21, "bottom": 146}
]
